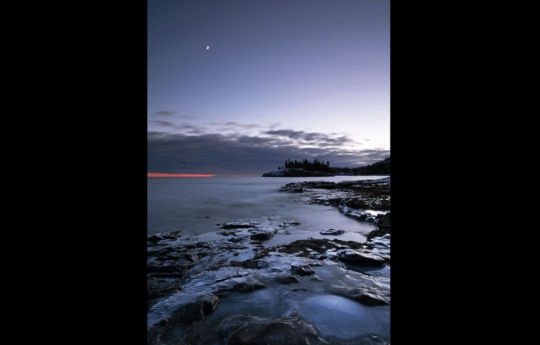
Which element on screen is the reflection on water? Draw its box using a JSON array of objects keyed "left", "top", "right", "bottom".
[{"left": 148, "top": 176, "right": 387, "bottom": 236}]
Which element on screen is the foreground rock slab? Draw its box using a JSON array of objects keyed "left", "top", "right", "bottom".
[
  {"left": 192, "top": 314, "right": 330, "bottom": 345},
  {"left": 337, "top": 249, "right": 386, "bottom": 267},
  {"left": 170, "top": 294, "right": 220, "bottom": 324}
]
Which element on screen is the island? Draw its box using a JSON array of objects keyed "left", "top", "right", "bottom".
[{"left": 262, "top": 157, "right": 390, "bottom": 177}]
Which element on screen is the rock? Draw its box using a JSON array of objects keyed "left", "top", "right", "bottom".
[
  {"left": 148, "top": 246, "right": 175, "bottom": 257},
  {"left": 291, "top": 264, "right": 315, "bottom": 276},
  {"left": 366, "top": 227, "right": 390, "bottom": 241},
  {"left": 344, "top": 198, "right": 369, "bottom": 209},
  {"left": 170, "top": 294, "right": 220, "bottom": 323},
  {"left": 147, "top": 263, "right": 189, "bottom": 277},
  {"left": 320, "top": 228, "right": 345, "bottom": 236},
  {"left": 249, "top": 228, "right": 277, "bottom": 241},
  {"left": 274, "top": 274, "right": 301, "bottom": 284},
  {"left": 336, "top": 249, "right": 386, "bottom": 267},
  {"left": 147, "top": 278, "right": 181, "bottom": 310},
  {"left": 147, "top": 234, "right": 163, "bottom": 243},
  {"left": 230, "top": 258, "right": 267, "bottom": 269},
  {"left": 228, "top": 236, "right": 246, "bottom": 243},
  {"left": 354, "top": 291, "right": 389, "bottom": 306},
  {"left": 184, "top": 254, "right": 199, "bottom": 262},
  {"left": 208, "top": 314, "right": 329, "bottom": 345},
  {"left": 330, "top": 285, "right": 389, "bottom": 306},
  {"left": 279, "top": 183, "right": 304, "bottom": 192},
  {"left": 214, "top": 276, "right": 266, "bottom": 295},
  {"left": 375, "top": 214, "right": 391, "bottom": 229},
  {"left": 279, "top": 238, "right": 339, "bottom": 256},
  {"left": 218, "top": 230, "right": 237, "bottom": 236},
  {"left": 221, "top": 222, "right": 258, "bottom": 229}
]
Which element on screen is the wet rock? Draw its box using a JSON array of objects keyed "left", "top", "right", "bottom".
[
  {"left": 320, "top": 228, "right": 345, "bottom": 236},
  {"left": 218, "top": 230, "right": 238, "bottom": 236},
  {"left": 147, "top": 213, "right": 390, "bottom": 344},
  {"left": 285, "top": 221, "right": 301, "bottom": 226},
  {"left": 148, "top": 246, "right": 175, "bottom": 257},
  {"left": 274, "top": 274, "right": 301, "bottom": 284},
  {"left": 291, "top": 264, "right": 315, "bottom": 276},
  {"left": 336, "top": 249, "right": 386, "bottom": 267},
  {"left": 230, "top": 258, "right": 268, "bottom": 269},
  {"left": 344, "top": 198, "right": 369, "bottom": 209},
  {"left": 332, "top": 239, "right": 365, "bottom": 250},
  {"left": 148, "top": 230, "right": 182, "bottom": 245},
  {"left": 366, "top": 227, "right": 390, "bottom": 241},
  {"left": 221, "top": 222, "right": 258, "bottom": 229},
  {"left": 171, "top": 294, "right": 220, "bottom": 323},
  {"left": 279, "top": 238, "right": 340, "bottom": 256},
  {"left": 148, "top": 234, "right": 163, "bottom": 243},
  {"left": 147, "top": 263, "right": 190, "bottom": 277},
  {"left": 354, "top": 291, "right": 389, "bottom": 306},
  {"left": 147, "top": 278, "right": 181, "bottom": 310},
  {"left": 277, "top": 238, "right": 366, "bottom": 260},
  {"left": 249, "top": 228, "right": 277, "bottom": 241},
  {"left": 278, "top": 179, "right": 390, "bottom": 224},
  {"left": 330, "top": 285, "right": 389, "bottom": 306},
  {"left": 214, "top": 276, "right": 266, "bottom": 296},
  {"left": 184, "top": 254, "right": 199, "bottom": 262},
  {"left": 206, "top": 314, "right": 329, "bottom": 345},
  {"left": 228, "top": 236, "right": 246, "bottom": 243}
]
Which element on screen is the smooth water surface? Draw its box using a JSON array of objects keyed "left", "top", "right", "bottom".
[{"left": 148, "top": 176, "right": 387, "bottom": 236}]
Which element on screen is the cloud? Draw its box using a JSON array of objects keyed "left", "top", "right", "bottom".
[
  {"left": 148, "top": 131, "right": 389, "bottom": 175},
  {"left": 206, "top": 122, "right": 261, "bottom": 130},
  {"left": 263, "top": 130, "right": 353, "bottom": 147},
  {"left": 177, "top": 124, "right": 206, "bottom": 134},
  {"left": 150, "top": 120, "right": 175, "bottom": 127},
  {"left": 154, "top": 110, "right": 175, "bottom": 116}
]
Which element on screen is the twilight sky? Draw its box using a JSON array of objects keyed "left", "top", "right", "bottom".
[{"left": 148, "top": 0, "right": 389, "bottom": 176}]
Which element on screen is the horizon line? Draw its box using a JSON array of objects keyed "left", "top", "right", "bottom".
[{"left": 148, "top": 172, "right": 216, "bottom": 178}]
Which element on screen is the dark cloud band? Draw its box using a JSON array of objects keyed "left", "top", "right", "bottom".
[{"left": 148, "top": 131, "right": 389, "bottom": 175}]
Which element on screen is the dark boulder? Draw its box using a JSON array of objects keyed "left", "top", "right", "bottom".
[
  {"left": 274, "top": 274, "right": 301, "bottom": 284},
  {"left": 170, "top": 294, "right": 220, "bottom": 324},
  {"left": 147, "top": 278, "right": 181, "bottom": 310},
  {"left": 291, "top": 264, "right": 315, "bottom": 276},
  {"left": 214, "top": 276, "right": 267, "bottom": 296},
  {"left": 337, "top": 249, "right": 386, "bottom": 267},
  {"left": 213, "top": 314, "right": 329, "bottom": 345},
  {"left": 330, "top": 285, "right": 389, "bottom": 306},
  {"left": 249, "top": 228, "right": 277, "bottom": 241}
]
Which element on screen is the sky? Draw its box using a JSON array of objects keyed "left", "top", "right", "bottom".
[{"left": 148, "top": 0, "right": 389, "bottom": 176}]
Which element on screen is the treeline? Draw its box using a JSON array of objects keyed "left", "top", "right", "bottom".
[
  {"left": 277, "top": 157, "right": 390, "bottom": 175},
  {"left": 332, "top": 157, "right": 390, "bottom": 175},
  {"left": 279, "top": 159, "right": 331, "bottom": 172}
]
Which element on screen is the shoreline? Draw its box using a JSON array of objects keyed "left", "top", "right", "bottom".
[{"left": 147, "top": 177, "right": 391, "bottom": 345}]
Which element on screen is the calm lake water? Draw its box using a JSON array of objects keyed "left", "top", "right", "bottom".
[{"left": 148, "top": 176, "right": 388, "bottom": 239}]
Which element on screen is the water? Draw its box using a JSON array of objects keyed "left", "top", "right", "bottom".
[
  {"left": 148, "top": 176, "right": 387, "bottom": 236},
  {"left": 148, "top": 176, "right": 391, "bottom": 341}
]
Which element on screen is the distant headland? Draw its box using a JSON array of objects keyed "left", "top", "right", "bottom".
[{"left": 262, "top": 157, "right": 390, "bottom": 177}]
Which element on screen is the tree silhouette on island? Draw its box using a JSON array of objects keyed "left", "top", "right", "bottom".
[{"left": 263, "top": 157, "right": 390, "bottom": 177}]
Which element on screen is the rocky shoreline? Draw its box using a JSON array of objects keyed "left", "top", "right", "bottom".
[{"left": 147, "top": 177, "right": 391, "bottom": 345}]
